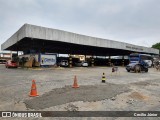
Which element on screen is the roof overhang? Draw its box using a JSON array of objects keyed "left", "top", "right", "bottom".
[{"left": 1, "top": 24, "right": 159, "bottom": 56}]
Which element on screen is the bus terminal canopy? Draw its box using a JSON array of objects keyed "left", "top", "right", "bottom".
[{"left": 1, "top": 24, "right": 159, "bottom": 56}]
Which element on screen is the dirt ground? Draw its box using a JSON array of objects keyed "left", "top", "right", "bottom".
[
  {"left": 25, "top": 84, "right": 130, "bottom": 110},
  {"left": 0, "top": 64, "right": 160, "bottom": 120}
]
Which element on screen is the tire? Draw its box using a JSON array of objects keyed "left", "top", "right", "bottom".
[
  {"left": 127, "top": 70, "right": 130, "bottom": 72},
  {"left": 134, "top": 65, "right": 141, "bottom": 73},
  {"left": 145, "top": 69, "right": 148, "bottom": 72}
]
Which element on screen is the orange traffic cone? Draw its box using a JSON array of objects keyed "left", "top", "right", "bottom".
[
  {"left": 29, "top": 80, "right": 39, "bottom": 97},
  {"left": 72, "top": 76, "right": 79, "bottom": 88}
]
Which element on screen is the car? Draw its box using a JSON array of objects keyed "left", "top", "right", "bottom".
[
  {"left": 126, "top": 63, "right": 148, "bottom": 73},
  {"left": 75, "top": 61, "right": 88, "bottom": 67},
  {"left": 75, "top": 61, "right": 82, "bottom": 67},
  {"left": 5, "top": 60, "right": 18, "bottom": 68},
  {"left": 60, "top": 60, "right": 68, "bottom": 67},
  {"left": 82, "top": 61, "right": 88, "bottom": 67}
]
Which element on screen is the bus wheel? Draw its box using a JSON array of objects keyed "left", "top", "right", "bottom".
[{"left": 127, "top": 70, "right": 130, "bottom": 72}]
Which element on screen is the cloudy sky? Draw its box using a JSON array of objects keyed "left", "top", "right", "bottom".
[{"left": 0, "top": 0, "right": 160, "bottom": 50}]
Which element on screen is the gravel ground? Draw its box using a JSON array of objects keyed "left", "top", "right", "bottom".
[
  {"left": 0, "top": 64, "right": 160, "bottom": 120},
  {"left": 24, "top": 84, "right": 130, "bottom": 110}
]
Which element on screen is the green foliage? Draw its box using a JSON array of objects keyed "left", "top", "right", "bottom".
[{"left": 152, "top": 42, "right": 160, "bottom": 50}]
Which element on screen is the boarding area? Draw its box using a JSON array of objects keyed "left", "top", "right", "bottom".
[
  {"left": 1, "top": 24, "right": 159, "bottom": 69},
  {"left": 0, "top": 24, "right": 160, "bottom": 119}
]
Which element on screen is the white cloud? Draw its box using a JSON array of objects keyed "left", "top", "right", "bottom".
[{"left": 0, "top": 0, "right": 160, "bottom": 50}]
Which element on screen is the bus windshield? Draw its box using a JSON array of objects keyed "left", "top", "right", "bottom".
[{"left": 140, "top": 55, "right": 152, "bottom": 60}]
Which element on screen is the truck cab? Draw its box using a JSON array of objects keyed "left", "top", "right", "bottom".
[{"left": 126, "top": 53, "right": 151, "bottom": 73}]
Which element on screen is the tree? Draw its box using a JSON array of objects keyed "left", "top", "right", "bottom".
[
  {"left": 152, "top": 42, "right": 160, "bottom": 55},
  {"left": 152, "top": 42, "right": 160, "bottom": 50}
]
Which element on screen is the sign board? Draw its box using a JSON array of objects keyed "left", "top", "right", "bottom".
[
  {"left": 40, "top": 54, "right": 56, "bottom": 65},
  {"left": 126, "top": 46, "right": 143, "bottom": 51}
]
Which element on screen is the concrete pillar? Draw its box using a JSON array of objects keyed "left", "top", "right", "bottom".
[
  {"left": 85, "top": 54, "right": 86, "bottom": 61},
  {"left": 122, "top": 56, "right": 124, "bottom": 66},
  {"left": 91, "top": 56, "right": 94, "bottom": 67},
  {"left": 10, "top": 51, "right": 13, "bottom": 60},
  {"left": 108, "top": 56, "right": 111, "bottom": 66},
  {"left": 17, "top": 51, "right": 18, "bottom": 55},
  {"left": 69, "top": 55, "right": 72, "bottom": 68}
]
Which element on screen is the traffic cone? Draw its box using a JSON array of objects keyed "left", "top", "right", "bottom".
[
  {"left": 102, "top": 73, "right": 106, "bottom": 83},
  {"left": 29, "top": 80, "right": 39, "bottom": 97},
  {"left": 72, "top": 76, "right": 79, "bottom": 88}
]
